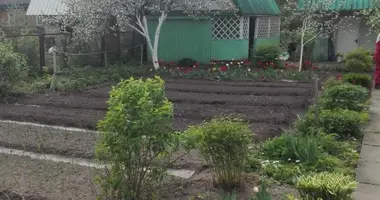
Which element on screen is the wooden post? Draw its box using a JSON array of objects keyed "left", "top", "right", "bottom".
[
  {"left": 39, "top": 32, "right": 46, "bottom": 73},
  {"left": 104, "top": 52, "right": 108, "bottom": 68},
  {"left": 50, "top": 51, "right": 57, "bottom": 91},
  {"left": 140, "top": 44, "right": 143, "bottom": 68},
  {"left": 314, "top": 76, "right": 319, "bottom": 126}
]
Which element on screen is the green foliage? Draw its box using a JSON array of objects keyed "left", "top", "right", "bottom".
[
  {"left": 246, "top": 152, "right": 262, "bottom": 173},
  {"left": 185, "top": 117, "right": 252, "bottom": 188},
  {"left": 251, "top": 182, "right": 272, "bottom": 200},
  {"left": 323, "top": 76, "right": 343, "bottom": 89},
  {"left": 320, "top": 83, "right": 369, "bottom": 111},
  {"left": 251, "top": 44, "right": 283, "bottom": 68},
  {"left": 318, "top": 109, "right": 369, "bottom": 138},
  {"left": 262, "top": 163, "right": 300, "bottom": 184},
  {"left": 261, "top": 135, "right": 296, "bottom": 161},
  {"left": 345, "top": 48, "right": 373, "bottom": 72},
  {"left": 296, "top": 172, "right": 357, "bottom": 200},
  {"left": 343, "top": 73, "right": 372, "bottom": 88},
  {"left": 0, "top": 42, "right": 28, "bottom": 96},
  {"left": 312, "top": 154, "right": 345, "bottom": 173},
  {"left": 283, "top": 134, "right": 321, "bottom": 165},
  {"left": 177, "top": 58, "right": 197, "bottom": 67},
  {"left": 96, "top": 77, "right": 177, "bottom": 200}
]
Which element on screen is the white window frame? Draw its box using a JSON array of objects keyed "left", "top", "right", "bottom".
[
  {"left": 212, "top": 17, "right": 250, "bottom": 40},
  {"left": 254, "top": 16, "right": 281, "bottom": 39},
  {"left": 36, "top": 15, "right": 44, "bottom": 26}
]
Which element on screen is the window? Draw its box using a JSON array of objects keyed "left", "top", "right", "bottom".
[
  {"left": 36, "top": 16, "right": 44, "bottom": 25},
  {"left": 212, "top": 17, "right": 249, "bottom": 40},
  {"left": 255, "top": 16, "right": 281, "bottom": 38}
]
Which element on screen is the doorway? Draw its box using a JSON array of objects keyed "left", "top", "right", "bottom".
[{"left": 248, "top": 17, "right": 256, "bottom": 57}]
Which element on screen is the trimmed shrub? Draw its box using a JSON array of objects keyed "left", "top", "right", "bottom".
[
  {"left": 343, "top": 73, "right": 372, "bottom": 88},
  {"left": 345, "top": 48, "right": 372, "bottom": 72},
  {"left": 296, "top": 172, "right": 357, "bottom": 200},
  {"left": 251, "top": 44, "right": 283, "bottom": 68},
  {"left": 318, "top": 109, "right": 369, "bottom": 138},
  {"left": 185, "top": 117, "right": 252, "bottom": 188},
  {"left": 178, "top": 57, "right": 197, "bottom": 67},
  {"left": 320, "top": 83, "right": 369, "bottom": 111},
  {"left": 96, "top": 77, "right": 176, "bottom": 200},
  {"left": 0, "top": 42, "right": 28, "bottom": 96}
]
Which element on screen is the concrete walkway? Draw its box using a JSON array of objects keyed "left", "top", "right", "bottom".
[{"left": 353, "top": 90, "right": 380, "bottom": 199}]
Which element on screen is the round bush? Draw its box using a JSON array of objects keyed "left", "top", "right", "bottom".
[
  {"left": 251, "top": 44, "right": 283, "bottom": 68},
  {"left": 320, "top": 83, "right": 369, "bottom": 111},
  {"left": 323, "top": 76, "right": 343, "bottom": 89},
  {"left": 319, "top": 109, "right": 369, "bottom": 138},
  {"left": 0, "top": 42, "right": 27, "bottom": 96},
  {"left": 185, "top": 117, "right": 252, "bottom": 188},
  {"left": 344, "top": 48, "right": 372, "bottom": 72},
  {"left": 343, "top": 73, "right": 372, "bottom": 88}
]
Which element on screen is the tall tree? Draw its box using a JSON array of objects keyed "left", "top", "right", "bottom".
[
  {"left": 361, "top": 0, "right": 380, "bottom": 33},
  {"left": 52, "top": 0, "right": 236, "bottom": 69}
]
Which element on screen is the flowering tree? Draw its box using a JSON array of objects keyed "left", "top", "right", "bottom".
[
  {"left": 282, "top": 0, "right": 348, "bottom": 71},
  {"left": 361, "top": 0, "right": 380, "bottom": 33},
  {"left": 53, "top": 0, "right": 236, "bottom": 70}
]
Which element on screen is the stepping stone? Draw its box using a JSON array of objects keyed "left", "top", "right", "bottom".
[
  {"left": 352, "top": 183, "right": 380, "bottom": 200},
  {"left": 356, "top": 160, "right": 380, "bottom": 185}
]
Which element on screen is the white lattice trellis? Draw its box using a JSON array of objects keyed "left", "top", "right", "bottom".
[
  {"left": 212, "top": 17, "right": 249, "bottom": 40},
  {"left": 255, "top": 16, "right": 281, "bottom": 38},
  {"left": 269, "top": 17, "right": 281, "bottom": 37}
]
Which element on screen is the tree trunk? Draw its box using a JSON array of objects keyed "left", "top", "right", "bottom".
[{"left": 299, "top": 32, "right": 305, "bottom": 72}]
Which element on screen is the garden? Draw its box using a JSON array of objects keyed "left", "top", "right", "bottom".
[{"left": 0, "top": 28, "right": 375, "bottom": 200}]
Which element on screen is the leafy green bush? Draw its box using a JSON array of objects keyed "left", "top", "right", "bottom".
[
  {"left": 312, "top": 154, "right": 345, "bottom": 172},
  {"left": 251, "top": 44, "right": 283, "bottom": 68},
  {"left": 323, "top": 76, "right": 343, "bottom": 89},
  {"left": 343, "top": 73, "right": 372, "bottom": 88},
  {"left": 345, "top": 48, "right": 372, "bottom": 72},
  {"left": 263, "top": 163, "right": 300, "bottom": 184},
  {"left": 0, "top": 42, "right": 28, "bottom": 96},
  {"left": 319, "top": 109, "right": 369, "bottom": 138},
  {"left": 261, "top": 135, "right": 296, "bottom": 161},
  {"left": 283, "top": 134, "right": 321, "bottom": 165},
  {"left": 185, "top": 117, "right": 252, "bottom": 188},
  {"left": 96, "top": 77, "right": 177, "bottom": 200},
  {"left": 320, "top": 83, "right": 369, "bottom": 111},
  {"left": 178, "top": 58, "right": 197, "bottom": 67},
  {"left": 296, "top": 172, "right": 357, "bottom": 200}
]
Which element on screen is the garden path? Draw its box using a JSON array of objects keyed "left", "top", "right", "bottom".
[{"left": 353, "top": 89, "right": 380, "bottom": 200}]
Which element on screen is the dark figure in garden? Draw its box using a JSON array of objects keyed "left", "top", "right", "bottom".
[{"left": 374, "top": 34, "right": 380, "bottom": 89}]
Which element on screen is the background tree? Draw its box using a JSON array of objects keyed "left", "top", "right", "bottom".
[
  {"left": 361, "top": 0, "right": 380, "bottom": 33},
  {"left": 52, "top": 0, "right": 236, "bottom": 70},
  {"left": 281, "top": 0, "right": 348, "bottom": 71}
]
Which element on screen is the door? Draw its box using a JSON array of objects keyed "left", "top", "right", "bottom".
[
  {"left": 248, "top": 17, "right": 256, "bottom": 56},
  {"left": 336, "top": 18, "right": 360, "bottom": 54}
]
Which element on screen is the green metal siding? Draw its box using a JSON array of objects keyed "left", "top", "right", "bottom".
[
  {"left": 254, "top": 36, "right": 281, "bottom": 48},
  {"left": 211, "top": 40, "right": 249, "bottom": 60},
  {"left": 233, "top": 0, "right": 281, "bottom": 15},
  {"left": 298, "top": 0, "right": 373, "bottom": 11},
  {"left": 147, "top": 19, "right": 212, "bottom": 63}
]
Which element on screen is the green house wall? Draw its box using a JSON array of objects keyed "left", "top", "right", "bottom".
[
  {"left": 147, "top": 18, "right": 250, "bottom": 63},
  {"left": 254, "top": 36, "right": 281, "bottom": 48}
]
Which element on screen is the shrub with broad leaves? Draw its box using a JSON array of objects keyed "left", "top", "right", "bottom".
[
  {"left": 96, "top": 76, "right": 178, "bottom": 200},
  {"left": 185, "top": 117, "right": 252, "bottom": 189},
  {"left": 0, "top": 42, "right": 27, "bottom": 96},
  {"left": 251, "top": 44, "right": 283, "bottom": 69},
  {"left": 344, "top": 48, "right": 372, "bottom": 72},
  {"left": 319, "top": 83, "right": 369, "bottom": 112},
  {"left": 343, "top": 73, "right": 372, "bottom": 89},
  {"left": 296, "top": 172, "right": 357, "bottom": 200}
]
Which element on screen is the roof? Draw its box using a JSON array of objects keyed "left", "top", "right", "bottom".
[
  {"left": 26, "top": 0, "right": 66, "bottom": 15},
  {"left": 233, "top": 0, "right": 281, "bottom": 15},
  {"left": 298, "top": 0, "right": 373, "bottom": 11}
]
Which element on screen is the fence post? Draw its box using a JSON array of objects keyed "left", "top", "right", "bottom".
[
  {"left": 50, "top": 50, "right": 57, "bottom": 91},
  {"left": 104, "top": 52, "right": 108, "bottom": 68},
  {"left": 314, "top": 76, "right": 319, "bottom": 126},
  {"left": 140, "top": 44, "right": 143, "bottom": 68},
  {"left": 39, "top": 32, "right": 46, "bottom": 73}
]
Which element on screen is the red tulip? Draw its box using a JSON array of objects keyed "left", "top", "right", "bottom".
[
  {"left": 219, "top": 66, "right": 228, "bottom": 72},
  {"left": 336, "top": 75, "right": 342, "bottom": 80}
]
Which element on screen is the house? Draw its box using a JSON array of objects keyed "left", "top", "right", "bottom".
[
  {"left": 308, "top": 0, "right": 377, "bottom": 61},
  {"left": 147, "top": 0, "right": 281, "bottom": 63},
  {"left": 0, "top": 0, "right": 42, "bottom": 30}
]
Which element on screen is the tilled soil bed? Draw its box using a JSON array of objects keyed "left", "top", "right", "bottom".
[{"left": 0, "top": 78, "right": 311, "bottom": 200}]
